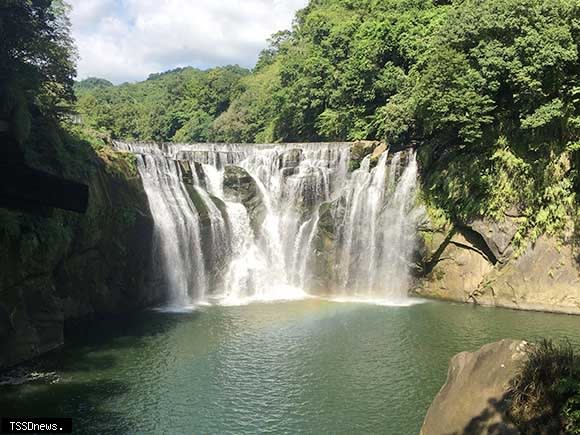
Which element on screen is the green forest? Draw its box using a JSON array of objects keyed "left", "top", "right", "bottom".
[{"left": 3, "top": 0, "right": 580, "bottom": 244}]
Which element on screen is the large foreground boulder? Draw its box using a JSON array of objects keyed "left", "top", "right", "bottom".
[{"left": 421, "top": 340, "right": 529, "bottom": 435}]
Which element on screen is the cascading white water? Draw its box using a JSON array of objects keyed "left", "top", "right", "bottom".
[
  {"left": 116, "top": 141, "right": 421, "bottom": 306},
  {"left": 134, "top": 152, "right": 207, "bottom": 306},
  {"left": 335, "top": 151, "right": 420, "bottom": 300}
]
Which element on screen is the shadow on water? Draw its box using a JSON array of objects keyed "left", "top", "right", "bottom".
[
  {"left": 0, "top": 379, "right": 131, "bottom": 434},
  {"left": 0, "top": 309, "right": 201, "bottom": 433},
  {"left": 64, "top": 309, "right": 201, "bottom": 349}
]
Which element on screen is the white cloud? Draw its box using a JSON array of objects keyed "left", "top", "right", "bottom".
[{"left": 68, "top": 0, "right": 309, "bottom": 84}]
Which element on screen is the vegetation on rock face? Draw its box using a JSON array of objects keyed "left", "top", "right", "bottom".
[
  {"left": 509, "top": 340, "right": 580, "bottom": 434},
  {"left": 0, "top": 1, "right": 160, "bottom": 369}
]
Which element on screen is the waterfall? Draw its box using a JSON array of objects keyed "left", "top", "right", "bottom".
[
  {"left": 334, "top": 151, "right": 419, "bottom": 300},
  {"left": 133, "top": 152, "right": 207, "bottom": 305},
  {"left": 116, "top": 142, "right": 421, "bottom": 306}
]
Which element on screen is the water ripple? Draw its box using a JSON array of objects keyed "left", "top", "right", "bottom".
[{"left": 1, "top": 300, "right": 579, "bottom": 434}]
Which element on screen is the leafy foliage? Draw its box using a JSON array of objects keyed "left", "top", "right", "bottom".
[
  {"left": 509, "top": 340, "right": 580, "bottom": 434},
  {"left": 0, "top": 0, "right": 77, "bottom": 143},
  {"left": 76, "top": 66, "right": 249, "bottom": 142}
]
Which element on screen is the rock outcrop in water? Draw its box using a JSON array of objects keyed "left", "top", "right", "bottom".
[
  {"left": 0, "top": 150, "right": 158, "bottom": 369},
  {"left": 223, "top": 165, "right": 266, "bottom": 236},
  {"left": 421, "top": 339, "right": 529, "bottom": 435}
]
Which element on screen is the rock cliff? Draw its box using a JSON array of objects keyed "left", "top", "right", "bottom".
[
  {"left": 0, "top": 147, "right": 159, "bottom": 370},
  {"left": 413, "top": 212, "right": 580, "bottom": 315}
]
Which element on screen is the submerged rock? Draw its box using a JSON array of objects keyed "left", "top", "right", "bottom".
[
  {"left": 421, "top": 340, "right": 529, "bottom": 435},
  {"left": 223, "top": 165, "right": 266, "bottom": 235},
  {"left": 0, "top": 367, "right": 60, "bottom": 386}
]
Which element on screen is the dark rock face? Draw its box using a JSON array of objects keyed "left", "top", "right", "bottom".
[
  {"left": 223, "top": 165, "right": 266, "bottom": 235},
  {"left": 462, "top": 216, "right": 519, "bottom": 264},
  {"left": 349, "top": 140, "right": 381, "bottom": 171},
  {"left": 178, "top": 160, "right": 206, "bottom": 188},
  {"left": 309, "top": 199, "right": 340, "bottom": 294},
  {"left": 278, "top": 148, "right": 303, "bottom": 171},
  {"left": 184, "top": 182, "right": 231, "bottom": 289},
  {"left": 0, "top": 155, "right": 158, "bottom": 370},
  {"left": 421, "top": 340, "right": 528, "bottom": 435}
]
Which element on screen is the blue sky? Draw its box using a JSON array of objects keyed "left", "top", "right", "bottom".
[{"left": 69, "top": 0, "right": 309, "bottom": 84}]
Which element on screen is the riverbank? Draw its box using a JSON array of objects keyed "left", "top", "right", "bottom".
[
  {"left": 412, "top": 207, "right": 580, "bottom": 315},
  {"left": 421, "top": 339, "right": 580, "bottom": 434}
]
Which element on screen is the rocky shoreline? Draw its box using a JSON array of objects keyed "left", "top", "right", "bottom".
[
  {"left": 412, "top": 213, "right": 580, "bottom": 315},
  {"left": 0, "top": 149, "right": 161, "bottom": 370},
  {"left": 420, "top": 340, "right": 529, "bottom": 435}
]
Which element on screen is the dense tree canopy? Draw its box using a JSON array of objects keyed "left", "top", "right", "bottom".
[
  {"left": 0, "top": 0, "right": 76, "bottom": 143},
  {"left": 76, "top": 66, "right": 249, "bottom": 142}
]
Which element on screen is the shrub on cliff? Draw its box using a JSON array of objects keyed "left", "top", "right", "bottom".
[{"left": 509, "top": 339, "right": 580, "bottom": 434}]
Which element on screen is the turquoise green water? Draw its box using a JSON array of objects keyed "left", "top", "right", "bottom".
[{"left": 1, "top": 300, "right": 580, "bottom": 434}]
